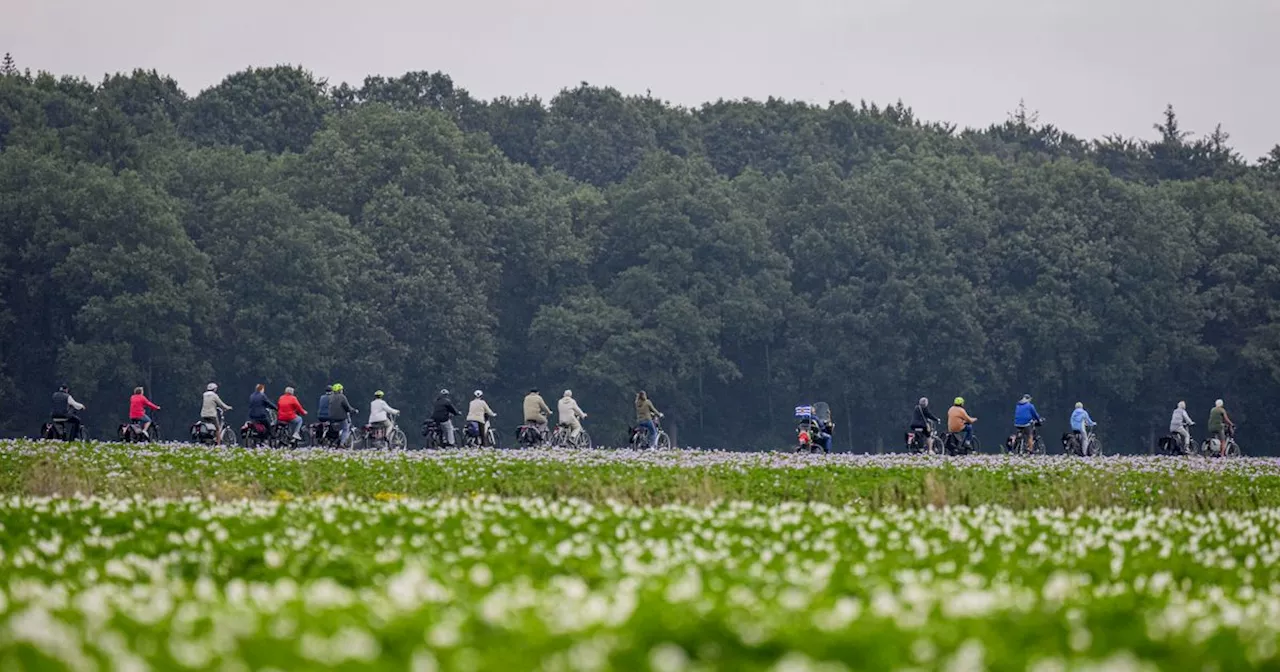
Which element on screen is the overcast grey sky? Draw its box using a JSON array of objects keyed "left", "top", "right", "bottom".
[{"left": 5, "top": 0, "right": 1278, "bottom": 158}]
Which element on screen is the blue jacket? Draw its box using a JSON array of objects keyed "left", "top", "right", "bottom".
[
  {"left": 317, "top": 393, "right": 331, "bottom": 421},
  {"left": 1013, "top": 401, "right": 1041, "bottom": 426},
  {"left": 248, "top": 391, "right": 277, "bottom": 420},
  {"left": 1070, "top": 408, "right": 1095, "bottom": 432}
]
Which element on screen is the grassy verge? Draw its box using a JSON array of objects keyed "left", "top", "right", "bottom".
[{"left": 2, "top": 440, "right": 1278, "bottom": 508}]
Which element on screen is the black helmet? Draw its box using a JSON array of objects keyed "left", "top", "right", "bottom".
[
  {"left": 325, "top": 384, "right": 333, "bottom": 392},
  {"left": 59, "top": 383, "right": 69, "bottom": 391},
  {"left": 530, "top": 388, "right": 539, "bottom": 394}
]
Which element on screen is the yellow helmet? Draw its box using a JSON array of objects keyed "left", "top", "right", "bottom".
[{"left": 954, "top": 397, "right": 965, "bottom": 406}]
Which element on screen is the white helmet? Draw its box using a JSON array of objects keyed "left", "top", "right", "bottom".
[
  {"left": 564, "top": 389, "right": 573, "bottom": 398},
  {"left": 440, "top": 389, "right": 449, "bottom": 396},
  {"left": 1215, "top": 399, "right": 1224, "bottom": 408},
  {"left": 1178, "top": 400, "right": 1186, "bottom": 409},
  {"left": 474, "top": 390, "right": 483, "bottom": 398},
  {"left": 207, "top": 383, "right": 218, "bottom": 391}
]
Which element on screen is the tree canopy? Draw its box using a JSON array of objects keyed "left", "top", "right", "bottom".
[{"left": 2, "top": 57, "right": 1278, "bottom": 452}]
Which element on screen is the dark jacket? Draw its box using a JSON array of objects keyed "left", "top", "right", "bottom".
[
  {"left": 52, "top": 391, "right": 70, "bottom": 418},
  {"left": 431, "top": 396, "right": 462, "bottom": 423},
  {"left": 317, "top": 392, "right": 332, "bottom": 421},
  {"left": 248, "top": 391, "right": 278, "bottom": 420},
  {"left": 911, "top": 404, "right": 939, "bottom": 428},
  {"left": 330, "top": 392, "right": 356, "bottom": 419}
]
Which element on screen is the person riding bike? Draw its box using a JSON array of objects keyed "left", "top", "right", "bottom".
[
  {"left": 430, "top": 389, "right": 462, "bottom": 446},
  {"left": 129, "top": 386, "right": 160, "bottom": 435},
  {"left": 467, "top": 390, "right": 497, "bottom": 446},
  {"left": 635, "top": 390, "right": 663, "bottom": 449},
  {"left": 277, "top": 387, "right": 307, "bottom": 441},
  {"left": 1013, "top": 394, "right": 1041, "bottom": 452},
  {"left": 201, "top": 383, "right": 233, "bottom": 445},
  {"left": 1070, "top": 402, "right": 1097, "bottom": 454},
  {"left": 317, "top": 385, "right": 333, "bottom": 423},
  {"left": 1169, "top": 401, "right": 1194, "bottom": 454},
  {"left": 557, "top": 390, "right": 588, "bottom": 441},
  {"left": 1207, "top": 399, "right": 1234, "bottom": 457},
  {"left": 248, "top": 383, "right": 277, "bottom": 429},
  {"left": 947, "top": 397, "right": 977, "bottom": 450},
  {"left": 523, "top": 388, "right": 552, "bottom": 440},
  {"left": 329, "top": 383, "right": 357, "bottom": 445},
  {"left": 51, "top": 384, "right": 86, "bottom": 439},
  {"left": 368, "top": 390, "right": 399, "bottom": 438},
  {"left": 910, "top": 397, "right": 941, "bottom": 450}
]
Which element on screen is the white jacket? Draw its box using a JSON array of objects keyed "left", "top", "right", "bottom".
[
  {"left": 558, "top": 396, "right": 585, "bottom": 425},
  {"left": 1169, "top": 408, "right": 1194, "bottom": 433},
  {"left": 467, "top": 398, "right": 495, "bottom": 423},
  {"left": 201, "top": 391, "right": 232, "bottom": 418},
  {"left": 369, "top": 399, "right": 399, "bottom": 424}
]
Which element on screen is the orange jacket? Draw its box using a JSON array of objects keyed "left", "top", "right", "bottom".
[
  {"left": 948, "top": 405, "right": 975, "bottom": 433},
  {"left": 277, "top": 394, "right": 306, "bottom": 422}
]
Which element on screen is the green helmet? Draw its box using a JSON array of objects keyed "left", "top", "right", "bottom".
[
  {"left": 374, "top": 390, "right": 384, "bottom": 398},
  {"left": 332, "top": 383, "right": 343, "bottom": 392},
  {"left": 954, "top": 397, "right": 965, "bottom": 406}
]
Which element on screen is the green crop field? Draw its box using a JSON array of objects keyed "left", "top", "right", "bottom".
[{"left": 3, "top": 440, "right": 1280, "bottom": 670}]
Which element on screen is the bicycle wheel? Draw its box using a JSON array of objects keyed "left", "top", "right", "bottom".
[
  {"left": 550, "top": 426, "right": 567, "bottom": 448},
  {"left": 219, "top": 426, "right": 236, "bottom": 446},
  {"left": 571, "top": 430, "right": 592, "bottom": 450},
  {"left": 1032, "top": 435, "right": 1047, "bottom": 455},
  {"left": 487, "top": 427, "right": 501, "bottom": 448},
  {"left": 656, "top": 431, "right": 671, "bottom": 450},
  {"left": 390, "top": 427, "right": 407, "bottom": 450}
]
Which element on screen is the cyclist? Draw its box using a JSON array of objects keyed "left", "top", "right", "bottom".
[
  {"left": 947, "top": 397, "right": 977, "bottom": 449},
  {"left": 277, "top": 387, "right": 307, "bottom": 441},
  {"left": 430, "top": 389, "right": 462, "bottom": 446},
  {"left": 1207, "top": 399, "right": 1234, "bottom": 457},
  {"left": 329, "top": 383, "right": 357, "bottom": 445},
  {"left": 523, "top": 388, "right": 552, "bottom": 440},
  {"left": 51, "top": 384, "right": 86, "bottom": 439},
  {"left": 317, "top": 385, "right": 333, "bottom": 423},
  {"left": 248, "top": 384, "right": 277, "bottom": 432},
  {"left": 1070, "top": 402, "right": 1097, "bottom": 454},
  {"left": 910, "top": 397, "right": 940, "bottom": 450},
  {"left": 1169, "top": 401, "right": 1194, "bottom": 454},
  {"left": 201, "top": 383, "right": 233, "bottom": 445},
  {"left": 129, "top": 386, "right": 160, "bottom": 435},
  {"left": 467, "top": 390, "right": 497, "bottom": 446},
  {"left": 635, "top": 390, "right": 662, "bottom": 449},
  {"left": 1013, "top": 394, "right": 1041, "bottom": 452},
  {"left": 557, "top": 390, "right": 588, "bottom": 440},
  {"left": 369, "top": 390, "right": 399, "bottom": 437}
]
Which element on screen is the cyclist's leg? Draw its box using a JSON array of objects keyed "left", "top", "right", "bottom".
[
  {"left": 1018, "top": 425, "right": 1032, "bottom": 451},
  {"left": 962, "top": 424, "right": 974, "bottom": 446}
]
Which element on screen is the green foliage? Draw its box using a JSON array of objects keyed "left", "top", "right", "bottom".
[{"left": 0, "top": 64, "right": 1277, "bottom": 451}]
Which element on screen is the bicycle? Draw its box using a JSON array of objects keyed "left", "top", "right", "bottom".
[
  {"left": 361, "top": 414, "right": 407, "bottom": 450},
  {"left": 551, "top": 422, "right": 592, "bottom": 449},
  {"left": 43, "top": 414, "right": 88, "bottom": 442},
  {"left": 191, "top": 409, "right": 236, "bottom": 446},
  {"left": 119, "top": 411, "right": 161, "bottom": 443},
  {"left": 944, "top": 429, "right": 979, "bottom": 456},
  {"left": 1201, "top": 424, "right": 1241, "bottom": 458},
  {"left": 630, "top": 417, "right": 671, "bottom": 450},
  {"left": 1006, "top": 419, "right": 1046, "bottom": 455},
  {"left": 1064, "top": 427, "right": 1103, "bottom": 456},
  {"left": 907, "top": 420, "right": 944, "bottom": 455},
  {"left": 463, "top": 417, "right": 499, "bottom": 448}
]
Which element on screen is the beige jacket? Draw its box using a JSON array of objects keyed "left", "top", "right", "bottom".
[
  {"left": 523, "top": 393, "right": 551, "bottom": 422},
  {"left": 467, "top": 398, "right": 495, "bottom": 423}
]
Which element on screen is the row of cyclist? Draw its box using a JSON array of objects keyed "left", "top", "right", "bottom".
[
  {"left": 902, "top": 395, "right": 1239, "bottom": 457},
  {"left": 44, "top": 383, "right": 669, "bottom": 450}
]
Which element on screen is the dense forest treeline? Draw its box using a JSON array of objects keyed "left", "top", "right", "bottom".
[{"left": 2, "top": 55, "right": 1279, "bottom": 451}]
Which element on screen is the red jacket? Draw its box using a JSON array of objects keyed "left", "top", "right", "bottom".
[
  {"left": 277, "top": 394, "right": 306, "bottom": 422},
  {"left": 129, "top": 394, "right": 159, "bottom": 420}
]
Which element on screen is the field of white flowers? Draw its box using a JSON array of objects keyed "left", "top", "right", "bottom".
[{"left": 4, "top": 493, "right": 1280, "bottom": 670}]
